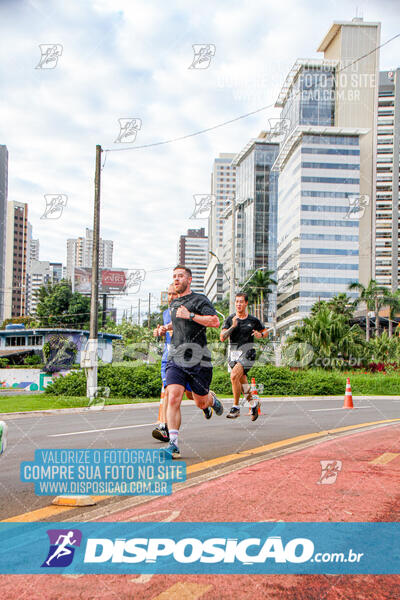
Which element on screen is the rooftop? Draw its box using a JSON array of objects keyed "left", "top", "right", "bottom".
[{"left": 275, "top": 59, "right": 338, "bottom": 108}]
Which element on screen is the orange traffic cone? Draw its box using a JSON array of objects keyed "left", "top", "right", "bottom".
[
  {"left": 248, "top": 377, "right": 261, "bottom": 415},
  {"left": 343, "top": 377, "right": 354, "bottom": 409},
  {"left": 157, "top": 387, "right": 164, "bottom": 423}
]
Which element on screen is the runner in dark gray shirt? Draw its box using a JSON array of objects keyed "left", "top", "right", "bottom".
[
  {"left": 220, "top": 292, "right": 268, "bottom": 421},
  {"left": 159, "top": 265, "right": 224, "bottom": 458}
]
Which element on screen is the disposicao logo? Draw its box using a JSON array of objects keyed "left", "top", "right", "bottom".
[
  {"left": 83, "top": 536, "right": 314, "bottom": 564},
  {"left": 41, "top": 529, "right": 82, "bottom": 568}
]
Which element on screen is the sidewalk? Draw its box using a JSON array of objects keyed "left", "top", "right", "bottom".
[{"left": 2, "top": 423, "right": 400, "bottom": 599}]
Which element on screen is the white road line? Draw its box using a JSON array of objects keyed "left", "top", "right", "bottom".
[
  {"left": 49, "top": 422, "right": 155, "bottom": 437},
  {"left": 309, "top": 407, "right": 372, "bottom": 412}
]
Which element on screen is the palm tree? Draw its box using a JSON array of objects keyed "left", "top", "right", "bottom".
[
  {"left": 385, "top": 290, "right": 400, "bottom": 337},
  {"left": 286, "top": 305, "right": 365, "bottom": 368},
  {"left": 348, "top": 280, "right": 389, "bottom": 340},
  {"left": 326, "top": 293, "right": 355, "bottom": 320},
  {"left": 240, "top": 269, "right": 277, "bottom": 320}
]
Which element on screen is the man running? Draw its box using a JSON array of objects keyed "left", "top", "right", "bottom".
[
  {"left": 160, "top": 265, "right": 224, "bottom": 458},
  {"left": 152, "top": 284, "right": 192, "bottom": 442},
  {"left": 220, "top": 292, "right": 268, "bottom": 421}
]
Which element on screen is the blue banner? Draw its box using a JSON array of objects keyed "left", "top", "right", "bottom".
[{"left": 0, "top": 522, "right": 399, "bottom": 574}]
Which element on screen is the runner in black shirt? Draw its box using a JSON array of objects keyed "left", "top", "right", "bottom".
[
  {"left": 159, "top": 265, "right": 224, "bottom": 458},
  {"left": 220, "top": 292, "right": 268, "bottom": 421}
]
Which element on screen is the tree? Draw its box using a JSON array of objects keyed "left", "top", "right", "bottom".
[
  {"left": 326, "top": 293, "right": 355, "bottom": 320},
  {"left": 286, "top": 305, "right": 365, "bottom": 369},
  {"left": 35, "top": 280, "right": 94, "bottom": 329},
  {"left": 348, "top": 280, "right": 389, "bottom": 340},
  {"left": 385, "top": 290, "right": 400, "bottom": 337}
]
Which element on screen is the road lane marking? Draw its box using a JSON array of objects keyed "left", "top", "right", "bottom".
[
  {"left": 309, "top": 407, "right": 372, "bottom": 412},
  {"left": 370, "top": 452, "right": 400, "bottom": 465},
  {"left": 49, "top": 423, "right": 155, "bottom": 436},
  {"left": 4, "top": 417, "right": 400, "bottom": 523},
  {"left": 152, "top": 583, "right": 213, "bottom": 600}
]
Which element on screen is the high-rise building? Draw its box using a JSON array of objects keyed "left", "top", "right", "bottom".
[
  {"left": 274, "top": 18, "right": 380, "bottom": 334},
  {"left": 231, "top": 133, "right": 279, "bottom": 322},
  {"left": 178, "top": 228, "right": 208, "bottom": 293},
  {"left": 26, "top": 260, "right": 51, "bottom": 315},
  {"left": 205, "top": 153, "right": 237, "bottom": 302},
  {"left": 26, "top": 261, "right": 64, "bottom": 315},
  {"left": 4, "top": 201, "right": 29, "bottom": 318},
  {"left": 0, "top": 145, "right": 8, "bottom": 321},
  {"left": 66, "top": 227, "right": 113, "bottom": 280},
  {"left": 208, "top": 153, "right": 237, "bottom": 255},
  {"left": 375, "top": 69, "right": 400, "bottom": 291}
]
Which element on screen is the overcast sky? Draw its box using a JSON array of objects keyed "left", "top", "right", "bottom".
[{"left": 1, "top": 0, "right": 399, "bottom": 320}]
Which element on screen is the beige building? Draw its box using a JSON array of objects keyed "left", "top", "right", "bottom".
[
  {"left": 4, "top": 201, "right": 29, "bottom": 319},
  {"left": 318, "top": 18, "right": 381, "bottom": 285}
]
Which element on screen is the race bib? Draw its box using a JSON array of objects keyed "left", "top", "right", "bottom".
[{"left": 230, "top": 349, "right": 242, "bottom": 362}]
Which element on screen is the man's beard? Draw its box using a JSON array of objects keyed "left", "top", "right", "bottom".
[{"left": 176, "top": 280, "right": 188, "bottom": 294}]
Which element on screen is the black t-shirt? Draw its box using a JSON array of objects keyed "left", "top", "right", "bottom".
[
  {"left": 168, "top": 292, "right": 217, "bottom": 366},
  {"left": 222, "top": 314, "right": 265, "bottom": 363}
]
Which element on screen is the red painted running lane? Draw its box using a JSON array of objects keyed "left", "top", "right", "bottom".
[{"left": 2, "top": 424, "right": 400, "bottom": 599}]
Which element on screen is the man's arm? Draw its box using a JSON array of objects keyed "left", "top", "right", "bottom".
[
  {"left": 176, "top": 305, "right": 219, "bottom": 328},
  {"left": 220, "top": 316, "right": 238, "bottom": 341}
]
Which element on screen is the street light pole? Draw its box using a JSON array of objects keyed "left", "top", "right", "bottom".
[
  {"left": 229, "top": 195, "right": 236, "bottom": 315},
  {"left": 86, "top": 144, "right": 102, "bottom": 399}
]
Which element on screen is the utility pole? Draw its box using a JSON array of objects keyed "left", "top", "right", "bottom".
[
  {"left": 229, "top": 195, "right": 236, "bottom": 315},
  {"left": 148, "top": 292, "right": 151, "bottom": 329},
  {"left": 85, "top": 144, "right": 101, "bottom": 399},
  {"left": 138, "top": 298, "right": 141, "bottom": 326}
]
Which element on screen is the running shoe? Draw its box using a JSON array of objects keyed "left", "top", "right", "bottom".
[
  {"left": 226, "top": 406, "right": 240, "bottom": 419},
  {"left": 203, "top": 406, "right": 213, "bottom": 419},
  {"left": 210, "top": 391, "right": 224, "bottom": 416},
  {"left": 166, "top": 441, "right": 181, "bottom": 459},
  {"left": 152, "top": 424, "right": 169, "bottom": 442},
  {"left": 250, "top": 401, "right": 260, "bottom": 422}
]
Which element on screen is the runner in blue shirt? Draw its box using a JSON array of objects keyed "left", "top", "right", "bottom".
[{"left": 152, "top": 284, "right": 192, "bottom": 442}]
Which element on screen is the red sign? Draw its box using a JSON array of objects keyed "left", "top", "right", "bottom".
[{"left": 102, "top": 270, "right": 126, "bottom": 289}]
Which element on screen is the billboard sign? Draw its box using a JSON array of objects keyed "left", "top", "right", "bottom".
[{"left": 73, "top": 268, "right": 145, "bottom": 295}]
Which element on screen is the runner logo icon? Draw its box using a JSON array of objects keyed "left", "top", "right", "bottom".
[{"left": 41, "top": 529, "right": 82, "bottom": 567}]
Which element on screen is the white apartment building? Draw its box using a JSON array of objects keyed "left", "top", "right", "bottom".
[{"left": 375, "top": 69, "right": 400, "bottom": 291}]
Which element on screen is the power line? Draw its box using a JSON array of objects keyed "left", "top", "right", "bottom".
[{"left": 102, "top": 33, "right": 400, "bottom": 155}]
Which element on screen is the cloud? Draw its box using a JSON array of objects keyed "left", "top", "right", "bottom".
[{"left": 0, "top": 0, "right": 398, "bottom": 319}]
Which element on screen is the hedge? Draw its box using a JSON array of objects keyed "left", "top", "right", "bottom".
[{"left": 44, "top": 363, "right": 400, "bottom": 398}]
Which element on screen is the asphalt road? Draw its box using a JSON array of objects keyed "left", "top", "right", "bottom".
[{"left": 0, "top": 396, "right": 399, "bottom": 520}]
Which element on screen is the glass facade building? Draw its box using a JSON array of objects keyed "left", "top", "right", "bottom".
[
  {"left": 275, "top": 126, "right": 363, "bottom": 332},
  {"left": 232, "top": 136, "right": 279, "bottom": 321},
  {"left": 281, "top": 66, "right": 335, "bottom": 135}
]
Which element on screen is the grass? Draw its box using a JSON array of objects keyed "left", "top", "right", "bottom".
[{"left": 0, "top": 393, "right": 236, "bottom": 413}]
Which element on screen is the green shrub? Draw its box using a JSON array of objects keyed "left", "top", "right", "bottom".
[
  {"left": 24, "top": 355, "right": 42, "bottom": 365},
  {"left": 44, "top": 363, "right": 400, "bottom": 398},
  {"left": 45, "top": 364, "right": 163, "bottom": 397}
]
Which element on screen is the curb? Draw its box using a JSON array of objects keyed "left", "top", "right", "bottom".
[{"left": 1, "top": 395, "right": 400, "bottom": 419}]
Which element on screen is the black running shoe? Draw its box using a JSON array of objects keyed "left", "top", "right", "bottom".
[
  {"left": 250, "top": 401, "right": 260, "bottom": 422},
  {"left": 152, "top": 425, "right": 169, "bottom": 442},
  {"left": 203, "top": 406, "right": 213, "bottom": 419},
  {"left": 210, "top": 391, "right": 223, "bottom": 416},
  {"left": 226, "top": 406, "right": 240, "bottom": 419}
]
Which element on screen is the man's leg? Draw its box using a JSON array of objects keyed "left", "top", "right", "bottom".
[
  {"left": 231, "top": 362, "right": 245, "bottom": 406},
  {"left": 162, "top": 386, "right": 169, "bottom": 424},
  {"left": 227, "top": 363, "right": 246, "bottom": 419},
  {"left": 189, "top": 367, "right": 223, "bottom": 418},
  {"left": 166, "top": 383, "right": 185, "bottom": 455}
]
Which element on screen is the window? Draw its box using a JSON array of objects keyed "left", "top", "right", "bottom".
[
  {"left": 5, "top": 336, "right": 26, "bottom": 347},
  {"left": 27, "top": 335, "right": 43, "bottom": 346}
]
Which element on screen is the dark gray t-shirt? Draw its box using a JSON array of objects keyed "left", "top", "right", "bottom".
[{"left": 168, "top": 292, "right": 217, "bottom": 366}]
